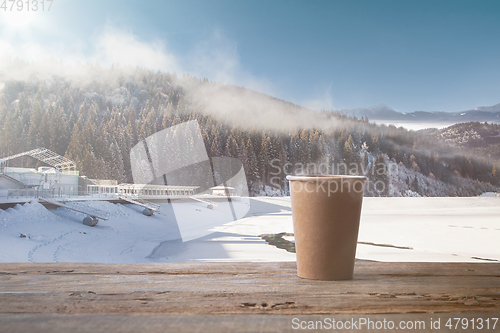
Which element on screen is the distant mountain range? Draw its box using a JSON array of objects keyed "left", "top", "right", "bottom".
[
  {"left": 475, "top": 103, "right": 500, "bottom": 112},
  {"left": 334, "top": 103, "right": 500, "bottom": 127}
]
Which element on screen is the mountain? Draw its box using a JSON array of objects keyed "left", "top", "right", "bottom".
[
  {"left": 423, "top": 122, "right": 500, "bottom": 160},
  {"left": 475, "top": 103, "right": 500, "bottom": 112},
  {"left": 1, "top": 62, "right": 499, "bottom": 197},
  {"left": 334, "top": 104, "right": 406, "bottom": 120},
  {"left": 334, "top": 104, "right": 500, "bottom": 127},
  {"left": 433, "top": 122, "right": 500, "bottom": 149}
]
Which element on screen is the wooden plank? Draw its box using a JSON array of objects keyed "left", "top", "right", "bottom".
[
  {"left": 2, "top": 313, "right": 499, "bottom": 333},
  {"left": 0, "top": 262, "right": 498, "bottom": 316},
  {"left": 1, "top": 262, "right": 499, "bottom": 332}
]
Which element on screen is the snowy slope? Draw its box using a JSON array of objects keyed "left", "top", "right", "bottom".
[
  {"left": 0, "top": 201, "right": 180, "bottom": 263},
  {"left": 1, "top": 197, "right": 499, "bottom": 263}
]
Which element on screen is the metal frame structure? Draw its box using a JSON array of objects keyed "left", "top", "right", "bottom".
[
  {"left": 39, "top": 198, "right": 109, "bottom": 221},
  {"left": 0, "top": 148, "right": 77, "bottom": 174},
  {"left": 117, "top": 184, "right": 199, "bottom": 197}
]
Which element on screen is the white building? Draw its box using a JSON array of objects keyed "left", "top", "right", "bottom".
[
  {"left": 0, "top": 148, "right": 81, "bottom": 199},
  {"left": 0, "top": 166, "right": 80, "bottom": 198},
  {"left": 210, "top": 185, "right": 237, "bottom": 196}
]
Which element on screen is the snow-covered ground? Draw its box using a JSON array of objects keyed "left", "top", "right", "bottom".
[{"left": 0, "top": 197, "right": 499, "bottom": 263}]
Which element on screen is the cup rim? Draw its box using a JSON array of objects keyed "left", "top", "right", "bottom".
[{"left": 286, "top": 174, "right": 367, "bottom": 181}]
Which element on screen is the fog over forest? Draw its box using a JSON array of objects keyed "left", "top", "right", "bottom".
[{"left": 1, "top": 60, "right": 499, "bottom": 196}]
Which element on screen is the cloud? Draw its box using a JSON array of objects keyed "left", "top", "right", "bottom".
[
  {"left": 92, "top": 26, "right": 181, "bottom": 73},
  {"left": 180, "top": 78, "right": 348, "bottom": 133},
  {"left": 188, "top": 28, "right": 239, "bottom": 83},
  {"left": 0, "top": 22, "right": 272, "bottom": 93},
  {"left": 301, "top": 84, "right": 335, "bottom": 111},
  {"left": 0, "top": 26, "right": 180, "bottom": 71},
  {"left": 184, "top": 28, "right": 274, "bottom": 95},
  {"left": 0, "top": 23, "right": 346, "bottom": 132},
  {"left": 0, "top": 8, "right": 41, "bottom": 31}
]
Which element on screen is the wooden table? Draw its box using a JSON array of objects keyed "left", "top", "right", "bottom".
[{"left": 0, "top": 262, "right": 499, "bottom": 332}]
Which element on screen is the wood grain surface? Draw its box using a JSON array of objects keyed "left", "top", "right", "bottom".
[{"left": 0, "top": 262, "right": 499, "bottom": 332}]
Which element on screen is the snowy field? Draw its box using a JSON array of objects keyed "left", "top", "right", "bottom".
[{"left": 0, "top": 197, "right": 499, "bottom": 263}]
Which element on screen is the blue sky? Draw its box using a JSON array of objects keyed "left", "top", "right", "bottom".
[{"left": 1, "top": 0, "right": 499, "bottom": 112}]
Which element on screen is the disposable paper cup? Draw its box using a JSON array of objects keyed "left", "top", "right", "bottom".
[{"left": 287, "top": 175, "right": 366, "bottom": 281}]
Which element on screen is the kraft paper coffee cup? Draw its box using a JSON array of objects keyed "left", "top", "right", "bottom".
[{"left": 287, "top": 175, "right": 366, "bottom": 281}]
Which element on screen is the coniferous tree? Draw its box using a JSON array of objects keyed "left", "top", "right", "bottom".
[
  {"left": 27, "top": 100, "right": 43, "bottom": 149},
  {"left": 412, "top": 175, "right": 419, "bottom": 193},
  {"left": 50, "top": 104, "right": 69, "bottom": 155},
  {"left": 38, "top": 108, "right": 52, "bottom": 149},
  {"left": 0, "top": 63, "right": 498, "bottom": 196}
]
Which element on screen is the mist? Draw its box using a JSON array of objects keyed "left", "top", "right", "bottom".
[{"left": 0, "top": 25, "right": 353, "bottom": 134}]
